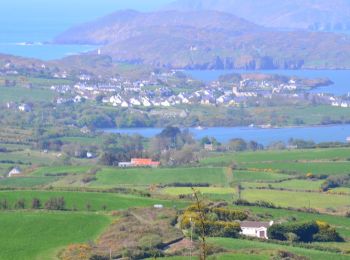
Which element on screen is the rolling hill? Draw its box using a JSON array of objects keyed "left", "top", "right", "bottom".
[
  {"left": 55, "top": 10, "right": 350, "bottom": 70},
  {"left": 165, "top": 0, "right": 350, "bottom": 32}
]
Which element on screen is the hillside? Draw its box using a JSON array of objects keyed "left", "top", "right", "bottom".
[
  {"left": 55, "top": 10, "right": 350, "bottom": 70},
  {"left": 165, "top": 0, "right": 350, "bottom": 32}
]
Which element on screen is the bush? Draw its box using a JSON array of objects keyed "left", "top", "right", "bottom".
[
  {"left": 44, "top": 197, "right": 66, "bottom": 211},
  {"left": 32, "top": 198, "right": 41, "bottom": 209},
  {"left": 268, "top": 221, "right": 343, "bottom": 243},
  {"left": 212, "top": 208, "right": 248, "bottom": 221},
  {"left": 139, "top": 234, "right": 163, "bottom": 250}
]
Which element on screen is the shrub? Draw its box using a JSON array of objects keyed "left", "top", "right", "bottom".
[
  {"left": 139, "top": 234, "right": 163, "bottom": 250},
  {"left": 15, "top": 199, "right": 25, "bottom": 209},
  {"left": 212, "top": 208, "right": 248, "bottom": 221},
  {"left": 45, "top": 197, "right": 66, "bottom": 211},
  {"left": 268, "top": 221, "right": 343, "bottom": 243},
  {"left": 31, "top": 198, "right": 41, "bottom": 209}
]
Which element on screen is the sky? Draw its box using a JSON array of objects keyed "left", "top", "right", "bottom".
[{"left": 0, "top": 0, "right": 174, "bottom": 41}]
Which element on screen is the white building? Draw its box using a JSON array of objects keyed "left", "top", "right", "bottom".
[
  {"left": 8, "top": 167, "right": 21, "bottom": 177},
  {"left": 240, "top": 221, "right": 274, "bottom": 239},
  {"left": 130, "top": 98, "right": 141, "bottom": 106},
  {"left": 18, "top": 104, "right": 32, "bottom": 112},
  {"left": 121, "top": 101, "right": 129, "bottom": 108},
  {"left": 141, "top": 98, "right": 152, "bottom": 107}
]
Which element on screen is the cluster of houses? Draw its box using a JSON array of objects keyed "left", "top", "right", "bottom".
[
  {"left": 6, "top": 102, "right": 32, "bottom": 112},
  {"left": 330, "top": 96, "right": 350, "bottom": 108},
  {"left": 45, "top": 70, "right": 350, "bottom": 109},
  {"left": 118, "top": 158, "right": 160, "bottom": 168}
]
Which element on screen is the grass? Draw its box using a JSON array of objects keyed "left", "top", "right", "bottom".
[
  {"left": 0, "top": 177, "right": 58, "bottom": 188},
  {"left": 233, "top": 170, "right": 289, "bottom": 182},
  {"left": 31, "top": 166, "right": 92, "bottom": 177},
  {"left": 0, "top": 211, "right": 110, "bottom": 260},
  {"left": 0, "top": 86, "right": 54, "bottom": 103},
  {"left": 199, "top": 148, "right": 350, "bottom": 167},
  {"left": 242, "top": 179, "right": 324, "bottom": 191},
  {"left": 162, "top": 187, "right": 236, "bottom": 195},
  {"left": 208, "top": 238, "right": 350, "bottom": 260},
  {"left": 234, "top": 205, "right": 350, "bottom": 239},
  {"left": 0, "top": 150, "right": 58, "bottom": 165},
  {"left": 91, "top": 167, "right": 227, "bottom": 187},
  {"left": 243, "top": 161, "right": 350, "bottom": 176},
  {"left": 241, "top": 189, "right": 350, "bottom": 211},
  {"left": 0, "top": 190, "right": 187, "bottom": 211}
]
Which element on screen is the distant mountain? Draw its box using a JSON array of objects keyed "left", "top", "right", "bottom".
[
  {"left": 55, "top": 10, "right": 350, "bottom": 70},
  {"left": 165, "top": 0, "right": 350, "bottom": 32}
]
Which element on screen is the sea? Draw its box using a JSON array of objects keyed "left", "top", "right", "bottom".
[{"left": 0, "top": 0, "right": 173, "bottom": 60}]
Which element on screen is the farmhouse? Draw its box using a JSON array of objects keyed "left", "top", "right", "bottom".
[
  {"left": 8, "top": 167, "right": 21, "bottom": 177},
  {"left": 118, "top": 158, "right": 160, "bottom": 168},
  {"left": 239, "top": 221, "right": 274, "bottom": 239}
]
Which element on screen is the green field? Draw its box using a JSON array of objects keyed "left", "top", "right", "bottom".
[
  {"left": 241, "top": 189, "right": 350, "bottom": 210},
  {"left": 242, "top": 179, "right": 324, "bottom": 191},
  {"left": 233, "top": 170, "right": 289, "bottom": 182},
  {"left": 234, "top": 205, "right": 350, "bottom": 238},
  {"left": 0, "top": 211, "right": 110, "bottom": 260},
  {"left": 0, "top": 87, "right": 54, "bottom": 103},
  {"left": 162, "top": 187, "right": 236, "bottom": 195},
  {"left": 200, "top": 148, "right": 350, "bottom": 166},
  {"left": 208, "top": 238, "right": 350, "bottom": 260},
  {"left": 243, "top": 161, "right": 350, "bottom": 176},
  {"left": 91, "top": 167, "right": 227, "bottom": 187},
  {"left": 31, "top": 166, "right": 92, "bottom": 177},
  {"left": 0, "top": 177, "right": 58, "bottom": 188},
  {"left": 0, "top": 190, "right": 186, "bottom": 211}
]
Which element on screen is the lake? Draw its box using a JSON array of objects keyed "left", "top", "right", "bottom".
[
  {"left": 103, "top": 124, "right": 350, "bottom": 145},
  {"left": 186, "top": 69, "right": 350, "bottom": 96}
]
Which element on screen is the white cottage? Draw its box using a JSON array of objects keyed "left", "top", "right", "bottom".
[
  {"left": 8, "top": 167, "right": 21, "bottom": 177},
  {"left": 240, "top": 221, "right": 274, "bottom": 239}
]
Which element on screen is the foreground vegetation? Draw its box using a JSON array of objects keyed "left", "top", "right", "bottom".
[{"left": 0, "top": 124, "right": 349, "bottom": 259}]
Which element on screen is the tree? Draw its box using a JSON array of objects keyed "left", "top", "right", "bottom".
[
  {"left": 45, "top": 197, "right": 66, "bottom": 211},
  {"left": 15, "top": 199, "right": 25, "bottom": 209},
  {"left": 0, "top": 199, "right": 9, "bottom": 210},
  {"left": 32, "top": 198, "right": 41, "bottom": 209},
  {"left": 228, "top": 138, "right": 247, "bottom": 152}
]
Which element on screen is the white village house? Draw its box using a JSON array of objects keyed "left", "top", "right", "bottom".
[
  {"left": 239, "top": 221, "right": 274, "bottom": 239},
  {"left": 8, "top": 167, "right": 21, "bottom": 177}
]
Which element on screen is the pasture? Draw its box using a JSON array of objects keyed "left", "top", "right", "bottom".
[
  {"left": 91, "top": 167, "right": 228, "bottom": 187},
  {"left": 200, "top": 147, "right": 350, "bottom": 166},
  {"left": 0, "top": 86, "right": 54, "bottom": 103},
  {"left": 0, "top": 211, "right": 110, "bottom": 260},
  {"left": 0, "top": 190, "right": 186, "bottom": 211},
  {"left": 208, "top": 238, "right": 350, "bottom": 260},
  {"left": 241, "top": 189, "right": 350, "bottom": 211}
]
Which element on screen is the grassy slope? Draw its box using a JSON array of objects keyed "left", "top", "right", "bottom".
[
  {"left": 243, "top": 161, "right": 350, "bottom": 176},
  {"left": 241, "top": 189, "right": 350, "bottom": 210},
  {"left": 200, "top": 148, "right": 350, "bottom": 166},
  {"left": 208, "top": 238, "right": 350, "bottom": 260},
  {"left": 91, "top": 167, "right": 227, "bottom": 187},
  {"left": 0, "top": 211, "right": 110, "bottom": 260},
  {"left": 242, "top": 179, "right": 324, "bottom": 190},
  {"left": 0, "top": 190, "right": 186, "bottom": 211},
  {"left": 0, "top": 177, "right": 58, "bottom": 188},
  {"left": 0, "top": 87, "right": 54, "bottom": 103},
  {"left": 234, "top": 206, "right": 350, "bottom": 238}
]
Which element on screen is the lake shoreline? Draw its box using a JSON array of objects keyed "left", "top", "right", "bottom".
[{"left": 101, "top": 124, "right": 350, "bottom": 145}]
